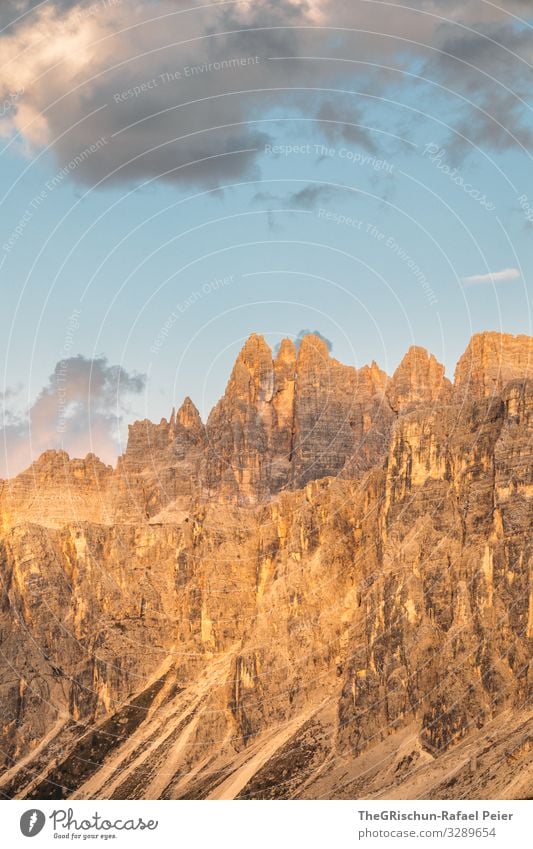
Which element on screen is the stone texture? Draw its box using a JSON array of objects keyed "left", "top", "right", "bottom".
[
  {"left": 454, "top": 332, "right": 533, "bottom": 399},
  {"left": 387, "top": 345, "right": 452, "bottom": 412},
  {"left": 112, "top": 396, "right": 205, "bottom": 521},
  {"left": 0, "top": 332, "right": 531, "bottom": 800},
  {"left": 203, "top": 333, "right": 391, "bottom": 502},
  {"left": 0, "top": 451, "right": 113, "bottom": 529}
]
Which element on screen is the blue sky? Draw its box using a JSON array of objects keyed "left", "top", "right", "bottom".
[{"left": 0, "top": 0, "right": 531, "bottom": 473}]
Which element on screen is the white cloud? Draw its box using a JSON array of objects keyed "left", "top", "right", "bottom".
[{"left": 462, "top": 268, "right": 521, "bottom": 286}]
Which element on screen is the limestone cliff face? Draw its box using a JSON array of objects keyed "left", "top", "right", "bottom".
[
  {"left": 112, "top": 396, "right": 205, "bottom": 521},
  {"left": 202, "top": 334, "right": 284, "bottom": 501},
  {"left": 360, "top": 384, "right": 532, "bottom": 759},
  {"left": 0, "top": 451, "right": 113, "bottom": 529},
  {"left": 0, "top": 332, "right": 531, "bottom": 801},
  {"left": 290, "top": 336, "right": 389, "bottom": 487},
  {"left": 455, "top": 332, "right": 533, "bottom": 399},
  {"left": 387, "top": 346, "right": 452, "bottom": 412},
  {"left": 203, "top": 333, "right": 391, "bottom": 502}
]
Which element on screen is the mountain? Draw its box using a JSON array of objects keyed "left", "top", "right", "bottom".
[{"left": 0, "top": 331, "right": 531, "bottom": 800}]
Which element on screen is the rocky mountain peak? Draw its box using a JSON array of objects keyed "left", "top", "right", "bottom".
[
  {"left": 25, "top": 449, "right": 111, "bottom": 479},
  {"left": 32, "top": 448, "right": 70, "bottom": 467},
  {"left": 224, "top": 334, "right": 275, "bottom": 406},
  {"left": 296, "top": 333, "right": 331, "bottom": 365},
  {"left": 387, "top": 345, "right": 451, "bottom": 412},
  {"left": 454, "top": 331, "right": 533, "bottom": 398},
  {"left": 234, "top": 333, "right": 273, "bottom": 373},
  {"left": 274, "top": 337, "right": 297, "bottom": 365},
  {"left": 176, "top": 396, "right": 203, "bottom": 431},
  {"left": 357, "top": 360, "right": 388, "bottom": 397},
  {"left": 4, "top": 331, "right": 532, "bottom": 518}
]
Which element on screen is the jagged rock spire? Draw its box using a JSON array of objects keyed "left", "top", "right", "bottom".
[
  {"left": 176, "top": 396, "right": 203, "bottom": 430},
  {"left": 387, "top": 346, "right": 451, "bottom": 412}
]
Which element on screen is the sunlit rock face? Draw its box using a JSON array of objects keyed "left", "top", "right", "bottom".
[
  {"left": 387, "top": 345, "right": 452, "bottom": 413},
  {"left": 454, "top": 332, "right": 533, "bottom": 400},
  {"left": 0, "top": 332, "right": 531, "bottom": 800},
  {"left": 202, "top": 333, "right": 392, "bottom": 502},
  {"left": 0, "top": 451, "right": 113, "bottom": 529},
  {"left": 111, "top": 396, "right": 206, "bottom": 521}
]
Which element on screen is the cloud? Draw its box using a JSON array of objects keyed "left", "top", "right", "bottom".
[
  {"left": 0, "top": 1, "right": 321, "bottom": 188},
  {"left": 295, "top": 328, "right": 333, "bottom": 352},
  {"left": 0, "top": 385, "right": 22, "bottom": 402},
  {"left": 254, "top": 183, "right": 339, "bottom": 210},
  {"left": 273, "top": 329, "right": 333, "bottom": 357},
  {"left": 314, "top": 100, "right": 377, "bottom": 152},
  {"left": 462, "top": 267, "right": 521, "bottom": 286},
  {"left": 287, "top": 184, "right": 338, "bottom": 209},
  {"left": 0, "top": 0, "right": 531, "bottom": 191},
  {"left": 0, "top": 0, "right": 77, "bottom": 29},
  {"left": 0, "top": 355, "right": 146, "bottom": 478},
  {"left": 426, "top": 21, "right": 533, "bottom": 154}
]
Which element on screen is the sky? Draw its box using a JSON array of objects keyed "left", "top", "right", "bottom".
[{"left": 0, "top": 0, "right": 532, "bottom": 476}]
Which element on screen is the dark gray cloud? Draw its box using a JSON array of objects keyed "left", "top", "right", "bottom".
[
  {"left": 253, "top": 183, "right": 339, "bottom": 210},
  {"left": 0, "top": 0, "right": 80, "bottom": 30},
  {"left": 287, "top": 184, "right": 338, "bottom": 208},
  {"left": 0, "top": 355, "right": 146, "bottom": 477},
  {"left": 314, "top": 101, "right": 378, "bottom": 152},
  {"left": 426, "top": 21, "right": 533, "bottom": 153},
  {"left": 1, "top": 1, "right": 308, "bottom": 188},
  {"left": 0, "top": 0, "right": 530, "bottom": 190}
]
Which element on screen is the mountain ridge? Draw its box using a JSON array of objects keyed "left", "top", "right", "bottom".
[
  {"left": 0, "top": 329, "right": 531, "bottom": 800},
  {"left": 1, "top": 330, "right": 531, "bottom": 525}
]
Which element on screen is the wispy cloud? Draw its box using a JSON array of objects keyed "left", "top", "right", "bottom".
[
  {"left": 253, "top": 184, "right": 339, "bottom": 211},
  {"left": 462, "top": 268, "right": 521, "bottom": 286}
]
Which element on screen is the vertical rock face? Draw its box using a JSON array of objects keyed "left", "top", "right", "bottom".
[
  {"left": 494, "top": 380, "right": 533, "bottom": 538},
  {"left": 387, "top": 346, "right": 452, "bottom": 412},
  {"left": 112, "top": 396, "right": 205, "bottom": 520},
  {"left": 370, "top": 381, "right": 532, "bottom": 761},
  {"left": 292, "top": 338, "right": 391, "bottom": 485},
  {"left": 0, "top": 331, "right": 531, "bottom": 801},
  {"left": 203, "top": 333, "right": 392, "bottom": 501},
  {"left": 292, "top": 335, "right": 359, "bottom": 486},
  {"left": 202, "top": 334, "right": 280, "bottom": 501},
  {"left": 0, "top": 451, "right": 113, "bottom": 528},
  {"left": 454, "top": 332, "right": 533, "bottom": 399},
  {"left": 0, "top": 522, "right": 183, "bottom": 773}
]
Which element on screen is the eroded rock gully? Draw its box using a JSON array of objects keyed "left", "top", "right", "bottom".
[{"left": 0, "top": 331, "right": 531, "bottom": 799}]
